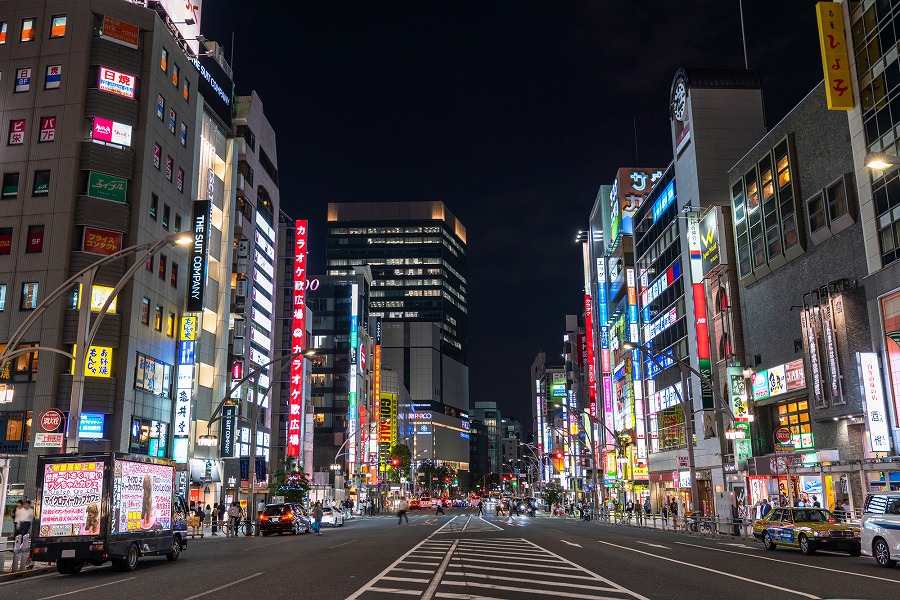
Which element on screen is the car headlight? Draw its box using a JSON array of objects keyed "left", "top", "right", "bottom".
[
  {"left": 853, "top": 530, "right": 861, "bottom": 538},
  {"left": 814, "top": 530, "right": 829, "bottom": 537}
]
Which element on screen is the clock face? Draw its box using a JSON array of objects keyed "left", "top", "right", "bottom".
[{"left": 672, "top": 82, "right": 687, "bottom": 122}]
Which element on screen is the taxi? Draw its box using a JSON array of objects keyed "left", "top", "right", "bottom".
[{"left": 752, "top": 507, "right": 861, "bottom": 555}]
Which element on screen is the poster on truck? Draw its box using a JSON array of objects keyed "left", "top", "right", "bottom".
[
  {"left": 38, "top": 462, "right": 105, "bottom": 537},
  {"left": 112, "top": 460, "right": 173, "bottom": 533}
]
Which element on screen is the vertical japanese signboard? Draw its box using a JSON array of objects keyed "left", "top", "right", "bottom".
[
  {"left": 287, "top": 220, "right": 307, "bottom": 457},
  {"left": 173, "top": 316, "right": 197, "bottom": 464},
  {"left": 816, "top": 2, "right": 854, "bottom": 110},
  {"left": 687, "top": 213, "right": 714, "bottom": 409},
  {"left": 858, "top": 353, "right": 892, "bottom": 453}
]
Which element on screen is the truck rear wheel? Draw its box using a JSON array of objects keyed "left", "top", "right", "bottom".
[
  {"left": 114, "top": 543, "right": 139, "bottom": 571},
  {"left": 56, "top": 560, "right": 83, "bottom": 575}
]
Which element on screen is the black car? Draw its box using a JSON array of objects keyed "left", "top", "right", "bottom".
[{"left": 259, "top": 503, "right": 311, "bottom": 535}]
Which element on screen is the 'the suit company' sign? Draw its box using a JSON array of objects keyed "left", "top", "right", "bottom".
[{"left": 187, "top": 199, "right": 211, "bottom": 312}]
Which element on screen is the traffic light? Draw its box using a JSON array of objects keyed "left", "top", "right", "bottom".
[{"left": 390, "top": 458, "right": 400, "bottom": 467}]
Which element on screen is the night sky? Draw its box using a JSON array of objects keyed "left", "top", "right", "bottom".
[{"left": 203, "top": 1, "right": 826, "bottom": 423}]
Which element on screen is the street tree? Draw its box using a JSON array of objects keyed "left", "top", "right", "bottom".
[{"left": 268, "top": 459, "right": 310, "bottom": 504}]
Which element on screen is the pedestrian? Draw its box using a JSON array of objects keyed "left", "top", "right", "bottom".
[
  {"left": 13, "top": 500, "right": 25, "bottom": 537},
  {"left": 760, "top": 498, "right": 773, "bottom": 520},
  {"left": 840, "top": 498, "right": 852, "bottom": 522},
  {"left": 210, "top": 503, "right": 219, "bottom": 536},
  {"left": 661, "top": 502, "right": 669, "bottom": 530},
  {"left": 311, "top": 501, "right": 323, "bottom": 535},
  {"left": 625, "top": 499, "right": 634, "bottom": 525},
  {"left": 477, "top": 500, "right": 484, "bottom": 516},
  {"left": 669, "top": 499, "right": 678, "bottom": 527},
  {"left": 398, "top": 496, "right": 409, "bottom": 524},
  {"left": 635, "top": 499, "right": 643, "bottom": 526},
  {"left": 435, "top": 499, "right": 445, "bottom": 515},
  {"left": 811, "top": 495, "right": 821, "bottom": 508},
  {"left": 216, "top": 503, "right": 226, "bottom": 535},
  {"left": 14, "top": 499, "right": 34, "bottom": 538}
]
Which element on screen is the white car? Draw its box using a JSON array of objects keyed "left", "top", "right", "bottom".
[
  {"left": 321, "top": 506, "right": 345, "bottom": 527},
  {"left": 861, "top": 493, "right": 900, "bottom": 568}
]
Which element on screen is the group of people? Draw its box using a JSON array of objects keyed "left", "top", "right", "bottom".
[
  {"left": 186, "top": 501, "right": 244, "bottom": 536},
  {"left": 12, "top": 499, "right": 34, "bottom": 538}
]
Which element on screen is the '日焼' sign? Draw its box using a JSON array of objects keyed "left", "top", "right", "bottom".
[{"left": 98, "top": 66, "right": 136, "bottom": 99}]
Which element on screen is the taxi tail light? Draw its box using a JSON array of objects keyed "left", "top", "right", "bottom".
[
  {"left": 282, "top": 512, "right": 294, "bottom": 521},
  {"left": 260, "top": 515, "right": 269, "bottom": 522},
  {"left": 827, "top": 518, "right": 836, "bottom": 524}
]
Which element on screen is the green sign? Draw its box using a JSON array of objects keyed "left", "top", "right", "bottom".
[{"left": 87, "top": 171, "right": 127, "bottom": 203}]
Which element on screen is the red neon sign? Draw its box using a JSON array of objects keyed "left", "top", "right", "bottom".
[
  {"left": 584, "top": 294, "right": 597, "bottom": 417},
  {"left": 286, "top": 220, "right": 308, "bottom": 457}
]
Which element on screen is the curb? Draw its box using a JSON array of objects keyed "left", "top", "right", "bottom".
[{"left": 0, "top": 565, "right": 53, "bottom": 581}]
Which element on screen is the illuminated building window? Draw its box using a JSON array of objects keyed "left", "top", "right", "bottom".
[
  {"left": 775, "top": 400, "right": 813, "bottom": 450},
  {"left": 20, "top": 18, "right": 34, "bottom": 42},
  {"left": 160, "top": 47, "right": 168, "bottom": 72}
]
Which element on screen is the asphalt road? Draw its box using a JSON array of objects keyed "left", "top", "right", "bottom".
[{"left": 3, "top": 509, "right": 899, "bottom": 600}]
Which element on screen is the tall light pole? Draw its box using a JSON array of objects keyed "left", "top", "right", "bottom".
[{"left": 0, "top": 232, "right": 191, "bottom": 451}]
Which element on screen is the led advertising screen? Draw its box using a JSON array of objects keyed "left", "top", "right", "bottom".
[
  {"left": 38, "top": 461, "right": 105, "bottom": 537},
  {"left": 111, "top": 460, "right": 174, "bottom": 533}
]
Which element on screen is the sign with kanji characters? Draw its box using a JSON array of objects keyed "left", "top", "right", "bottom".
[
  {"left": 98, "top": 66, "right": 136, "bottom": 99},
  {"left": 816, "top": 2, "right": 854, "bottom": 110},
  {"left": 8, "top": 119, "right": 25, "bottom": 145},
  {"left": 87, "top": 171, "right": 127, "bottom": 203},
  {"left": 72, "top": 345, "right": 113, "bottom": 378},
  {"left": 100, "top": 15, "right": 139, "bottom": 49},
  {"left": 15, "top": 68, "right": 31, "bottom": 92},
  {"left": 180, "top": 316, "right": 197, "bottom": 341},
  {"left": 287, "top": 219, "right": 309, "bottom": 457},
  {"left": 83, "top": 226, "right": 123, "bottom": 256},
  {"left": 39, "top": 116, "right": 56, "bottom": 142},
  {"left": 45, "top": 65, "right": 62, "bottom": 89},
  {"left": 859, "top": 352, "right": 892, "bottom": 453}
]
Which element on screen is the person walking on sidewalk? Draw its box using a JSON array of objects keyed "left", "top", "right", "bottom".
[{"left": 397, "top": 497, "right": 409, "bottom": 524}]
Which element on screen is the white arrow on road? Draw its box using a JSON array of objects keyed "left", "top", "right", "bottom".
[
  {"left": 635, "top": 541, "right": 669, "bottom": 549},
  {"left": 560, "top": 540, "right": 583, "bottom": 548},
  {"left": 721, "top": 542, "right": 759, "bottom": 550}
]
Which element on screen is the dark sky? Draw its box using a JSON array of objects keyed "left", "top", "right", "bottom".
[{"left": 203, "top": 1, "right": 825, "bottom": 423}]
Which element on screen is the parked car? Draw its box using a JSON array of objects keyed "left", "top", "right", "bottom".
[
  {"left": 752, "top": 507, "right": 860, "bottom": 555},
  {"left": 259, "top": 503, "right": 311, "bottom": 536},
  {"left": 321, "top": 506, "right": 345, "bottom": 527},
  {"left": 861, "top": 493, "right": 900, "bottom": 568}
]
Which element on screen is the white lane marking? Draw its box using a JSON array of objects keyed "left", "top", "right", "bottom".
[
  {"left": 720, "top": 543, "right": 759, "bottom": 550},
  {"left": 381, "top": 576, "right": 431, "bottom": 583},
  {"left": 461, "top": 516, "right": 472, "bottom": 531},
  {"left": 635, "top": 541, "right": 669, "bottom": 550},
  {"left": 404, "top": 560, "right": 442, "bottom": 566},
  {"left": 675, "top": 541, "right": 900, "bottom": 583},
  {"left": 436, "top": 593, "right": 505, "bottom": 600},
  {"left": 344, "top": 538, "right": 437, "bottom": 600},
  {"left": 561, "top": 539, "right": 583, "bottom": 548},
  {"left": 37, "top": 577, "right": 136, "bottom": 600},
  {"left": 420, "top": 539, "right": 459, "bottom": 600},
  {"left": 519, "top": 538, "right": 650, "bottom": 600},
  {"left": 445, "top": 571, "right": 619, "bottom": 591},
  {"left": 450, "top": 558, "right": 582, "bottom": 571},
  {"left": 0, "top": 572, "right": 58, "bottom": 587},
  {"left": 430, "top": 515, "right": 461, "bottom": 537},
  {"left": 598, "top": 541, "right": 819, "bottom": 599},
  {"left": 475, "top": 517, "right": 503, "bottom": 530},
  {"left": 242, "top": 540, "right": 287, "bottom": 551},
  {"left": 330, "top": 538, "right": 359, "bottom": 549},
  {"left": 181, "top": 573, "right": 263, "bottom": 600},
  {"left": 447, "top": 565, "right": 600, "bottom": 580},
  {"left": 441, "top": 580, "right": 620, "bottom": 600},
  {"left": 367, "top": 587, "right": 422, "bottom": 595},
  {"left": 393, "top": 568, "right": 438, "bottom": 574}
]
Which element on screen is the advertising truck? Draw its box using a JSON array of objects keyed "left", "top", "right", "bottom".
[{"left": 30, "top": 452, "right": 188, "bottom": 574}]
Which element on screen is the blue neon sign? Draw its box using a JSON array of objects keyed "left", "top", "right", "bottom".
[{"left": 651, "top": 181, "right": 676, "bottom": 223}]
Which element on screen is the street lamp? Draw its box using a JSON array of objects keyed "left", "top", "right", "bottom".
[
  {"left": 865, "top": 152, "right": 900, "bottom": 171},
  {"left": 0, "top": 232, "right": 192, "bottom": 451}
]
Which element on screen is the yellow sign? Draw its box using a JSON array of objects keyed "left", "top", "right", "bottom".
[
  {"left": 72, "top": 344, "right": 113, "bottom": 378},
  {"left": 180, "top": 316, "right": 197, "bottom": 341},
  {"left": 816, "top": 2, "right": 854, "bottom": 110},
  {"left": 76, "top": 284, "right": 117, "bottom": 312}
]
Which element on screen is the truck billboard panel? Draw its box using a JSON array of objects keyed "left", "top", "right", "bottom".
[
  {"left": 112, "top": 460, "right": 174, "bottom": 533},
  {"left": 38, "top": 461, "right": 105, "bottom": 537}
]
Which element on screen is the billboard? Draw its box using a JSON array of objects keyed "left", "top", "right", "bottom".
[
  {"left": 158, "top": 0, "right": 202, "bottom": 55},
  {"left": 111, "top": 460, "right": 174, "bottom": 533},
  {"left": 98, "top": 67, "right": 136, "bottom": 99},
  {"left": 815, "top": 2, "right": 853, "bottom": 110},
  {"left": 99, "top": 15, "right": 139, "bottom": 49},
  {"left": 186, "top": 200, "right": 210, "bottom": 312},
  {"left": 699, "top": 207, "right": 724, "bottom": 277},
  {"left": 92, "top": 117, "right": 132, "bottom": 146},
  {"left": 38, "top": 461, "right": 105, "bottom": 537},
  {"left": 287, "top": 220, "right": 308, "bottom": 457},
  {"left": 859, "top": 353, "right": 891, "bottom": 453}
]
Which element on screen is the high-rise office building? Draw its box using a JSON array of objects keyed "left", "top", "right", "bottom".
[{"left": 325, "top": 201, "right": 469, "bottom": 412}]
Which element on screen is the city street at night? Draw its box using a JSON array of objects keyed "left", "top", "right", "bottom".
[{"left": 4, "top": 510, "right": 899, "bottom": 600}]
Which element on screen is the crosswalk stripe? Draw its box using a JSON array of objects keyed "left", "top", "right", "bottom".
[
  {"left": 444, "top": 571, "right": 620, "bottom": 591},
  {"left": 441, "top": 580, "right": 631, "bottom": 600},
  {"left": 380, "top": 576, "right": 431, "bottom": 584},
  {"left": 366, "top": 587, "right": 422, "bottom": 595},
  {"left": 436, "top": 593, "right": 506, "bottom": 600},
  {"left": 445, "top": 567, "right": 605, "bottom": 581},
  {"left": 449, "top": 559, "right": 582, "bottom": 572}
]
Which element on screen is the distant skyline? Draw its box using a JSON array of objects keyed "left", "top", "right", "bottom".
[{"left": 203, "top": 1, "right": 826, "bottom": 422}]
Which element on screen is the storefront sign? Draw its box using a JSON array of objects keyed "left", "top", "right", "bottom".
[
  {"left": 8, "top": 119, "right": 25, "bottom": 145},
  {"left": 83, "top": 227, "right": 123, "bottom": 256},
  {"left": 34, "top": 433, "right": 64, "bottom": 448},
  {"left": 642, "top": 261, "right": 680, "bottom": 309},
  {"left": 287, "top": 220, "right": 308, "bottom": 457},
  {"left": 651, "top": 180, "right": 675, "bottom": 224},
  {"left": 92, "top": 117, "right": 132, "bottom": 146},
  {"left": 39, "top": 116, "right": 56, "bottom": 142},
  {"left": 815, "top": 2, "right": 854, "bottom": 110},
  {"left": 187, "top": 200, "right": 210, "bottom": 312},
  {"left": 823, "top": 320, "right": 843, "bottom": 403},
  {"left": 15, "top": 68, "right": 31, "bottom": 92},
  {"left": 190, "top": 53, "right": 232, "bottom": 127},
  {"left": 100, "top": 15, "right": 139, "bottom": 49},
  {"left": 98, "top": 66, "right": 136, "bottom": 99},
  {"left": 79, "top": 413, "right": 105, "bottom": 439},
  {"left": 728, "top": 366, "right": 748, "bottom": 418},
  {"left": 649, "top": 382, "right": 683, "bottom": 414},
  {"left": 87, "top": 171, "right": 127, "bottom": 203},
  {"left": 135, "top": 353, "right": 172, "bottom": 397},
  {"left": 700, "top": 208, "right": 723, "bottom": 277},
  {"left": 859, "top": 352, "right": 892, "bottom": 453},
  {"left": 645, "top": 305, "right": 678, "bottom": 341},
  {"left": 221, "top": 404, "right": 237, "bottom": 458},
  {"left": 804, "top": 311, "right": 825, "bottom": 408}
]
